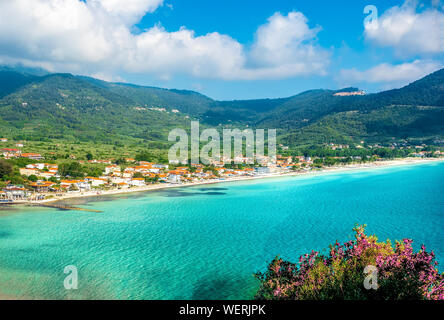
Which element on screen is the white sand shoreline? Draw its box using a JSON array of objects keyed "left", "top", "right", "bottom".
[{"left": 5, "top": 157, "right": 439, "bottom": 206}]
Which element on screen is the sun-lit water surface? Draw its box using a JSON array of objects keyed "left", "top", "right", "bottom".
[{"left": 0, "top": 162, "right": 443, "bottom": 299}]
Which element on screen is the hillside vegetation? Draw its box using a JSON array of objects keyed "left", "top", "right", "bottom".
[{"left": 0, "top": 67, "right": 443, "bottom": 148}]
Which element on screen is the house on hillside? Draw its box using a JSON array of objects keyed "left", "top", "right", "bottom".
[
  {"left": 85, "top": 177, "right": 107, "bottom": 187},
  {"left": 28, "top": 181, "right": 56, "bottom": 193},
  {"left": 130, "top": 178, "right": 145, "bottom": 187},
  {"left": 60, "top": 180, "right": 91, "bottom": 192},
  {"left": 1, "top": 148, "right": 20, "bottom": 158},
  {"left": 167, "top": 174, "right": 182, "bottom": 184},
  {"left": 110, "top": 176, "right": 128, "bottom": 184},
  {"left": 333, "top": 90, "right": 365, "bottom": 96},
  {"left": 254, "top": 167, "right": 270, "bottom": 175},
  {"left": 105, "top": 165, "right": 121, "bottom": 175},
  {"left": 148, "top": 167, "right": 161, "bottom": 174},
  {"left": 39, "top": 171, "right": 58, "bottom": 179},
  {"left": 21, "top": 153, "right": 44, "bottom": 160},
  {"left": 116, "top": 182, "right": 129, "bottom": 189},
  {"left": 19, "top": 168, "right": 40, "bottom": 176},
  {"left": 2, "top": 185, "right": 28, "bottom": 200},
  {"left": 26, "top": 163, "right": 45, "bottom": 170},
  {"left": 152, "top": 164, "right": 168, "bottom": 170}
]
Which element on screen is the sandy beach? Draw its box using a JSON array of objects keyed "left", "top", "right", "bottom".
[{"left": 12, "top": 157, "right": 440, "bottom": 205}]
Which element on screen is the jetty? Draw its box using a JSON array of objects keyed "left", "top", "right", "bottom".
[{"left": 28, "top": 202, "right": 102, "bottom": 213}]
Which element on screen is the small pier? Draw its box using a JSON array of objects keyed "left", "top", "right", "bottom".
[{"left": 28, "top": 203, "right": 102, "bottom": 213}]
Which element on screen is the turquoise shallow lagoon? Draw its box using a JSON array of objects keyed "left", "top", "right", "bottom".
[{"left": 0, "top": 162, "right": 443, "bottom": 299}]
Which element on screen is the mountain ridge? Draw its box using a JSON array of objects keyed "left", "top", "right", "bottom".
[{"left": 0, "top": 66, "right": 443, "bottom": 147}]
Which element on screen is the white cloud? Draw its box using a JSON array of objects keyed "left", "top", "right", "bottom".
[
  {"left": 246, "top": 11, "right": 329, "bottom": 78},
  {"left": 127, "top": 26, "right": 246, "bottom": 79},
  {"left": 0, "top": 1, "right": 329, "bottom": 81},
  {"left": 89, "top": 71, "right": 125, "bottom": 83},
  {"left": 92, "top": 0, "right": 164, "bottom": 24},
  {"left": 364, "top": 0, "right": 444, "bottom": 56},
  {"left": 339, "top": 60, "right": 442, "bottom": 86}
]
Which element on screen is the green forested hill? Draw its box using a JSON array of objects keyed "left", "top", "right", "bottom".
[
  {"left": 78, "top": 76, "right": 214, "bottom": 115},
  {"left": 280, "top": 105, "right": 444, "bottom": 146},
  {"left": 204, "top": 69, "right": 444, "bottom": 145},
  {"left": 265, "top": 70, "right": 444, "bottom": 145},
  {"left": 0, "top": 67, "right": 443, "bottom": 148},
  {"left": 0, "top": 70, "right": 37, "bottom": 99},
  {"left": 0, "top": 73, "right": 193, "bottom": 146}
]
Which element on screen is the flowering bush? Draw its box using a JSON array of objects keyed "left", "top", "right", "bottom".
[{"left": 255, "top": 225, "right": 443, "bottom": 300}]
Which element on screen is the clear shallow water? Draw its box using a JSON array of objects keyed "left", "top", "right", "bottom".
[{"left": 0, "top": 162, "right": 443, "bottom": 299}]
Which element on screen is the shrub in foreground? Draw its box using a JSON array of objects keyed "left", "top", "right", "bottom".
[{"left": 255, "top": 225, "right": 443, "bottom": 300}]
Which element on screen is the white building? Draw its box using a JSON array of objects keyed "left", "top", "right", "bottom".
[
  {"left": 105, "top": 165, "right": 121, "bottom": 175},
  {"left": 130, "top": 178, "right": 146, "bottom": 187},
  {"left": 77, "top": 181, "right": 91, "bottom": 192},
  {"left": 26, "top": 163, "right": 45, "bottom": 170},
  {"left": 85, "top": 177, "right": 107, "bottom": 187},
  {"left": 110, "top": 176, "right": 128, "bottom": 184},
  {"left": 167, "top": 174, "right": 182, "bottom": 184}
]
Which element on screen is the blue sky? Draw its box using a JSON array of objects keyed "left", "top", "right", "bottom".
[{"left": 0, "top": 0, "right": 443, "bottom": 100}]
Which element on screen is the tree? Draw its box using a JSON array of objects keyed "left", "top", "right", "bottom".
[
  {"left": 86, "top": 152, "right": 93, "bottom": 161},
  {"left": 145, "top": 176, "right": 159, "bottom": 184},
  {"left": 48, "top": 176, "right": 58, "bottom": 183},
  {"left": 58, "top": 162, "right": 84, "bottom": 178},
  {"left": 135, "top": 151, "right": 153, "bottom": 162},
  {"left": 9, "top": 175, "right": 24, "bottom": 185},
  {"left": 133, "top": 172, "right": 144, "bottom": 179},
  {"left": 84, "top": 165, "right": 103, "bottom": 178},
  {"left": 28, "top": 175, "right": 38, "bottom": 182},
  {"left": 0, "top": 160, "right": 13, "bottom": 180},
  {"left": 115, "top": 158, "right": 127, "bottom": 165}
]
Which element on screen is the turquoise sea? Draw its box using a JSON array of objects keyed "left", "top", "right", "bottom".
[{"left": 0, "top": 162, "right": 443, "bottom": 299}]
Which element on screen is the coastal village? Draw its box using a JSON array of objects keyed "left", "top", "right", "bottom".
[
  {"left": 0, "top": 138, "right": 443, "bottom": 203},
  {"left": 0, "top": 149, "right": 298, "bottom": 202}
]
